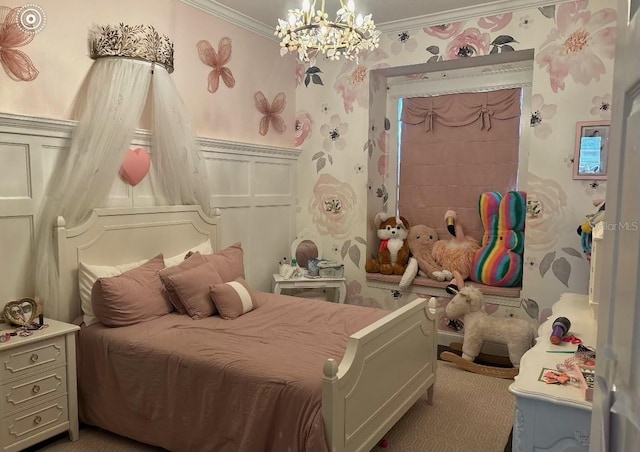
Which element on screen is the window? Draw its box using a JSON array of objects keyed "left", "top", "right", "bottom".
[
  {"left": 398, "top": 88, "right": 523, "bottom": 241},
  {"left": 384, "top": 57, "right": 533, "bottom": 241}
]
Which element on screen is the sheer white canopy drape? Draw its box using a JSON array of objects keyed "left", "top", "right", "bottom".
[{"left": 34, "top": 57, "right": 210, "bottom": 321}]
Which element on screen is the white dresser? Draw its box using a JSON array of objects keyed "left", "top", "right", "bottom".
[
  {"left": 509, "top": 293, "right": 595, "bottom": 451},
  {"left": 0, "top": 319, "right": 79, "bottom": 451}
]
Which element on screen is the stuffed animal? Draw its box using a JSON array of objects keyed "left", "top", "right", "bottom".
[
  {"left": 470, "top": 191, "right": 526, "bottom": 287},
  {"left": 365, "top": 213, "right": 411, "bottom": 275},
  {"left": 445, "top": 285, "right": 535, "bottom": 368},
  {"left": 399, "top": 224, "right": 453, "bottom": 289},
  {"left": 432, "top": 210, "right": 480, "bottom": 289}
]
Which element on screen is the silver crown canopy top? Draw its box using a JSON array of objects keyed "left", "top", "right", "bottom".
[{"left": 89, "top": 23, "right": 175, "bottom": 73}]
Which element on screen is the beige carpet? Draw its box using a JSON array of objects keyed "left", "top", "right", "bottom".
[{"left": 35, "top": 361, "right": 514, "bottom": 452}]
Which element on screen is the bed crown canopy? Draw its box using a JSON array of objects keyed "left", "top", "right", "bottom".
[
  {"left": 34, "top": 24, "right": 210, "bottom": 322},
  {"left": 89, "top": 23, "right": 175, "bottom": 73}
]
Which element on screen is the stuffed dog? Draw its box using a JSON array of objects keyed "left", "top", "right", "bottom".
[{"left": 365, "top": 213, "right": 411, "bottom": 275}]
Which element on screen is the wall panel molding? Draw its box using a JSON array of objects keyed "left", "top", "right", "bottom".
[
  {"left": 0, "top": 113, "right": 300, "bottom": 159},
  {"left": 0, "top": 113, "right": 299, "bottom": 297}
]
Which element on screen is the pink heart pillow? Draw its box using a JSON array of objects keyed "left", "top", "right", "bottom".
[{"left": 119, "top": 148, "right": 151, "bottom": 186}]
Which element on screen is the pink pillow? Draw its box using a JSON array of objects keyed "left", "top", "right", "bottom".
[
  {"left": 203, "top": 242, "right": 245, "bottom": 283},
  {"left": 209, "top": 278, "right": 257, "bottom": 320},
  {"left": 167, "top": 261, "right": 223, "bottom": 319},
  {"left": 91, "top": 254, "right": 172, "bottom": 327},
  {"left": 159, "top": 252, "right": 207, "bottom": 314}
]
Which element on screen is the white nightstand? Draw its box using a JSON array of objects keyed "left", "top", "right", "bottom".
[
  {"left": 272, "top": 274, "right": 347, "bottom": 303},
  {"left": 0, "top": 318, "right": 80, "bottom": 452}
]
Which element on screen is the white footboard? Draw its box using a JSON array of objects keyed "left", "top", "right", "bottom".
[{"left": 322, "top": 298, "right": 437, "bottom": 452}]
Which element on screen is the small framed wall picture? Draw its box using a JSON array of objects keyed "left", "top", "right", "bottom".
[{"left": 573, "top": 120, "right": 610, "bottom": 180}]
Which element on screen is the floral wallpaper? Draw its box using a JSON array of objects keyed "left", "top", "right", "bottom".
[{"left": 294, "top": 0, "right": 617, "bottom": 324}]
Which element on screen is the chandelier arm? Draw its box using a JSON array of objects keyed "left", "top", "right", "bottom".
[{"left": 291, "top": 23, "right": 365, "bottom": 49}]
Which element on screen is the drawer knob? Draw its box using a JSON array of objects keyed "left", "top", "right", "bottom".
[
  {"left": 32, "top": 384, "right": 40, "bottom": 394},
  {"left": 30, "top": 354, "right": 39, "bottom": 363},
  {"left": 33, "top": 415, "right": 42, "bottom": 425}
]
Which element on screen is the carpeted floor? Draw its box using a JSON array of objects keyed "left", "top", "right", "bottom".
[{"left": 31, "top": 360, "right": 515, "bottom": 452}]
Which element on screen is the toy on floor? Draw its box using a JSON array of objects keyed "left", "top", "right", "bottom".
[
  {"left": 439, "top": 285, "right": 535, "bottom": 379},
  {"left": 365, "top": 213, "right": 411, "bottom": 275},
  {"left": 399, "top": 224, "right": 453, "bottom": 289},
  {"left": 470, "top": 191, "right": 526, "bottom": 287},
  {"left": 432, "top": 210, "right": 480, "bottom": 289}
]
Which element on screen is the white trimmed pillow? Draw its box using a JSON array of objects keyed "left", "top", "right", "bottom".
[
  {"left": 209, "top": 278, "right": 257, "bottom": 320},
  {"left": 164, "top": 240, "right": 213, "bottom": 268},
  {"left": 79, "top": 258, "right": 149, "bottom": 326}
]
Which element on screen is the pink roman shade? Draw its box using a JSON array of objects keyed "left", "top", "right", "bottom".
[{"left": 398, "top": 88, "right": 522, "bottom": 242}]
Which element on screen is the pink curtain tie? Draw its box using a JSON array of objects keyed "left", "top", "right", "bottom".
[
  {"left": 423, "top": 110, "right": 435, "bottom": 133},
  {"left": 480, "top": 104, "right": 494, "bottom": 130}
]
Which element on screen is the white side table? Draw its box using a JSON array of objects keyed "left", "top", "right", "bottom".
[
  {"left": 272, "top": 274, "right": 347, "bottom": 303},
  {"left": 0, "top": 318, "right": 80, "bottom": 451}
]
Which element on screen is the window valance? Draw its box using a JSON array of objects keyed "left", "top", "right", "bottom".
[{"left": 401, "top": 89, "right": 521, "bottom": 133}]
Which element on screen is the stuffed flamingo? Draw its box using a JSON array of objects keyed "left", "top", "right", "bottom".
[{"left": 432, "top": 210, "right": 480, "bottom": 289}]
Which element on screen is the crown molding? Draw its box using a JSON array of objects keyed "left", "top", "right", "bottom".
[
  {"left": 178, "top": 0, "right": 275, "bottom": 39},
  {"left": 377, "top": 0, "right": 575, "bottom": 34},
  {"left": 178, "top": 0, "right": 574, "bottom": 41}
]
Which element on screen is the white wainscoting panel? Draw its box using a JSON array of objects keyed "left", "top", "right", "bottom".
[
  {"left": 0, "top": 142, "right": 31, "bottom": 198},
  {"left": 207, "top": 158, "right": 251, "bottom": 200},
  {"left": 202, "top": 139, "right": 298, "bottom": 292},
  {"left": 254, "top": 161, "right": 291, "bottom": 195},
  {"left": 0, "top": 216, "right": 33, "bottom": 304},
  {"left": 0, "top": 113, "right": 300, "bottom": 302},
  {"left": 253, "top": 205, "right": 295, "bottom": 292}
]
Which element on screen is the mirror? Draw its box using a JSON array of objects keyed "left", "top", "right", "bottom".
[
  {"left": 3, "top": 298, "right": 40, "bottom": 327},
  {"left": 291, "top": 230, "right": 322, "bottom": 272},
  {"left": 294, "top": 240, "right": 319, "bottom": 269},
  {"left": 573, "top": 120, "right": 609, "bottom": 180}
]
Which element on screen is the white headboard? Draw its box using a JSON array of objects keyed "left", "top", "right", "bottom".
[{"left": 54, "top": 206, "right": 219, "bottom": 323}]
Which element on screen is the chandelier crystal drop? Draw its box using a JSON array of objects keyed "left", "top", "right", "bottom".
[{"left": 275, "top": 0, "right": 381, "bottom": 62}]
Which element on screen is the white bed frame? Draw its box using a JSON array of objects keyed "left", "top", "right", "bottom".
[{"left": 54, "top": 206, "right": 437, "bottom": 452}]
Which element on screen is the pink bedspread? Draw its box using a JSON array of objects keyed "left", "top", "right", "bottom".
[{"left": 78, "top": 292, "right": 388, "bottom": 452}]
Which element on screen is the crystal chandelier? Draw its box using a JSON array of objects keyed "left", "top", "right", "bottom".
[{"left": 275, "top": 0, "right": 381, "bottom": 62}]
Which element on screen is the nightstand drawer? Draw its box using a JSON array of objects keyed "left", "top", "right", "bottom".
[
  {"left": 0, "top": 338, "right": 66, "bottom": 380},
  {"left": 1, "top": 367, "right": 67, "bottom": 413},
  {"left": 2, "top": 396, "right": 68, "bottom": 448}
]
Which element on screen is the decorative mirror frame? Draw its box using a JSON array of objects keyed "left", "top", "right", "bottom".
[
  {"left": 3, "top": 297, "right": 41, "bottom": 327},
  {"left": 573, "top": 120, "right": 610, "bottom": 180}
]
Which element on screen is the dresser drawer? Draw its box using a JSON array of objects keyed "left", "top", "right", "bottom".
[
  {"left": 1, "top": 366, "right": 67, "bottom": 414},
  {"left": 0, "top": 338, "right": 66, "bottom": 380},
  {"left": 2, "top": 396, "right": 68, "bottom": 449}
]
